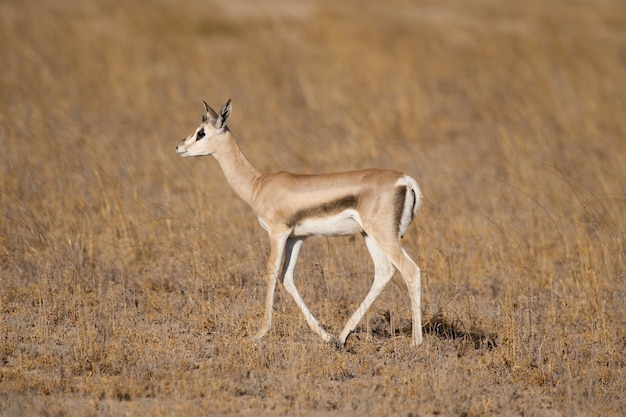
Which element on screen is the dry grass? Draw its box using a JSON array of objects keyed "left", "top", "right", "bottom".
[{"left": 1, "top": 0, "right": 625, "bottom": 415}]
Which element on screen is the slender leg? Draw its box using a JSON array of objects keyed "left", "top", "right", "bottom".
[
  {"left": 381, "top": 244, "right": 422, "bottom": 346},
  {"left": 253, "top": 231, "right": 288, "bottom": 340},
  {"left": 281, "top": 237, "right": 335, "bottom": 343},
  {"left": 338, "top": 235, "right": 396, "bottom": 345}
]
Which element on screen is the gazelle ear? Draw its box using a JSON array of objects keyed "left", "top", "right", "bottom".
[
  {"left": 202, "top": 100, "right": 218, "bottom": 123},
  {"left": 215, "top": 99, "right": 232, "bottom": 130}
]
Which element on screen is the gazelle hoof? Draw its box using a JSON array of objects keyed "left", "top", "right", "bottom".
[
  {"left": 329, "top": 336, "right": 345, "bottom": 350},
  {"left": 252, "top": 326, "right": 271, "bottom": 341}
]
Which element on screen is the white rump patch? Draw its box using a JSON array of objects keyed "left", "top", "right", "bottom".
[{"left": 395, "top": 175, "right": 423, "bottom": 237}]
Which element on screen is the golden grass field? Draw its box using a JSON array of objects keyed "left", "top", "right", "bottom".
[{"left": 1, "top": 0, "right": 625, "bottom": 415}]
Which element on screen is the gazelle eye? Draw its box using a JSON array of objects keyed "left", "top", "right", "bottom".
[{"left": 196, "top": 129, "right": 205, "bottom": 140}]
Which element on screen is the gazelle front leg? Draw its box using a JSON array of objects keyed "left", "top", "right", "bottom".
[
  {"left": 253, "top": 230, "right": 289, "bottom": 340},
  {"left": 281, "top": 237, "right": 335, "bottom": 343}
]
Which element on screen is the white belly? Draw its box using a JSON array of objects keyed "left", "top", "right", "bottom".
[{"left": 291, "top": 210, "right": 363, "bottom": 237}]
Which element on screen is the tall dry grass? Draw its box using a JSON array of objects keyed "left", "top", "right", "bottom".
[{"left": 1, "top": 0, "right": 625, "bottom": 416}]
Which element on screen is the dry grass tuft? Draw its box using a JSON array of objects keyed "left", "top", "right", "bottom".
[{"left": 1, "top": 0, "right": 625, "bottom": 415}]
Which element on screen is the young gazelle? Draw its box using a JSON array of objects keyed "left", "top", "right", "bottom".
[{"left": 176, "top": 99, "right": 424, "bottom": 346}]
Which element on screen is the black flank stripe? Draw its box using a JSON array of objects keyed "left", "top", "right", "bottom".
[{"left": 288, "top": 195, "right": 358, "bottom": 227}]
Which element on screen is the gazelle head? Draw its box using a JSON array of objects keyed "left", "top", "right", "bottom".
[{"left": 176, "top": 99, "right": 232, "bottom": 157}]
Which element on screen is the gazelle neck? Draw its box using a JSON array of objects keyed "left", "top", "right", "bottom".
[{"left": 212, "top": 131, "right": 261, "bottom": 206}]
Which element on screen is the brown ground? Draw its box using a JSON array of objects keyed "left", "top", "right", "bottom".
[{"left": 1, "top": 0, "right": 625, "bottom": 416}]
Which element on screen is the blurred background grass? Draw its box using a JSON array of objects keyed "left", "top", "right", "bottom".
[{"left": 1, "top": 0, "right": 625, "bottom": 416}]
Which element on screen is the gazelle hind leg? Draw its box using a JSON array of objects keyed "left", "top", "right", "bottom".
[
  {"left": 281, "top": 237, "right": 335, "bottom": 343},
  {"left": 338, "top": 235, "right": 396, "bottom": 345},
  {"left": 384, "top": 245, "right": 422, "bottom": 346}
]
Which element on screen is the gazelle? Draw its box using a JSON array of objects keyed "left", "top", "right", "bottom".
[{"left": 176, "top": 99, "right": 424, "bottom": 346}]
